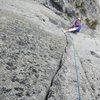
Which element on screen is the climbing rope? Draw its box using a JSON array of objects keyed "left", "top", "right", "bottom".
[{"left": 65, "top": 32, "right": 82, "bottom": 100}]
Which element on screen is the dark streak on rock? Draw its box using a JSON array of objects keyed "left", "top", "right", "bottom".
[
  {"left": 90, "top": 51, "right": 100, "bottom": 58},
  {"left": 44, "top": 53, "right": 64, "bottom": 100},
  {"left": 15, "top": 92, "right": 23, "bottom": 97},
  {"left": 45, "top": 33, "right": 67, "bottom": 100}
]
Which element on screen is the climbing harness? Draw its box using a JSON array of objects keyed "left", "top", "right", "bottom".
[{"left": 64, "top": 32, "right": 82, "bottom": 100}]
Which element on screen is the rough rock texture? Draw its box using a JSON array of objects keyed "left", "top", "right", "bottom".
[
  {"left": 47, "top": 32, "right": 100, "bottom": 100},
  {"left": 50, "top": 0, "right": 99, "bottom": 17},
  {"left": 0, "top": 0, "right": 66, "bottom": 100},
  {"left": 35, "top": 0, "right": 100, "bottom": 20},
  {"left": 0, "top": 0, "right": 100, "bottom": 100}
]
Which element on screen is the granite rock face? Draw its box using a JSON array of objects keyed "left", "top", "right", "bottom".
[
  {"left": 35, "top": 0, "right": 100, "bottom": 19},
  {"left": 0, "top": 1, "right": 66, "bottom": 100},
  {"left": 0, "top": 0, "right": 100, "bottom": 100},
  {"left": 47, "top": 32, "right": 100, "bottom": 100}
]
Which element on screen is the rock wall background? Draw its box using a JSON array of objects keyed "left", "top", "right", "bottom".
[
  {"left": 0, "top": 0, "right": 100, "bottom": 100},
  {"left": 34, "top": 0, "right": 100, "bottom": 18}
]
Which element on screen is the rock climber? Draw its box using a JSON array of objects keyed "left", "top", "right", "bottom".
[{"left": 64, "top": 17, "right": 81, "bottom": 33}]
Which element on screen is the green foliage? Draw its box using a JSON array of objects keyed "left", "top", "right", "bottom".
[
  {"left": 75, "top": 0, "right": 84, "bottom": 8},
  {"left": 75, "top": 0, "right": 86, "bottom": 15},
  {"left": 85, "top": 18, "right": 98, "bottom": 29}
]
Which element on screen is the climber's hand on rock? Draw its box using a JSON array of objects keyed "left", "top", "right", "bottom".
[{"left": 63, "top": 30, "right": 68, "bottom": 33}]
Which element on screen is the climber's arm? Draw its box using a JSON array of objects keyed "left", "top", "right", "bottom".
[
  {"left": 64, "top": 27, "right": 78, "bottom": 33},
  {"left": 64, "top": 26, "right": 81, "bottom": 33}
]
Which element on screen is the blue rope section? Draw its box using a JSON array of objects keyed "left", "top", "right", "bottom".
[{"left": 67, "top": 33, "right": 82, "bottom": 100}]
